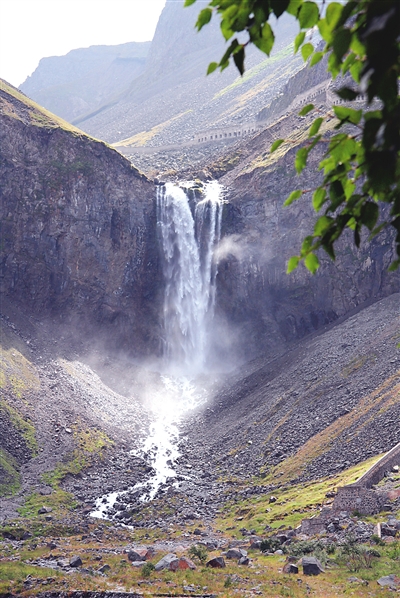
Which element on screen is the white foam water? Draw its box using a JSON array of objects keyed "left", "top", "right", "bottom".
[{"left": 91, "top": 181, "right": 223, "bottom": 518}]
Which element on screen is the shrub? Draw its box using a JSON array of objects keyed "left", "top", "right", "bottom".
[
  {"left": 260, "top": 537, "right": 282, "bottom": 553},
  {"left": 141, "top": 562, "right": 155, "bottom": 578},
  {"left": 188, "top": 544, "right": 208, "bottom": 564}
]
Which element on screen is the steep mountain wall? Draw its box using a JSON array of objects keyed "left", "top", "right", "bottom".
[
  {"left": 73, "top": 1, "right": 302, "bottom": 145},
  {"left": 0, "top": 80, "right": 162, "bottom": 357},
  {"left": 213, "top": 111, "right": 400, "bottom": 362},
  {"left": 20, "top": 42, "right": 150, "bottom": 123}
]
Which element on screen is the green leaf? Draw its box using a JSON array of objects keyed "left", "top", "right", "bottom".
[
  {"left": 299, "top": 103, "right": 314, "bottom": 116},
  {"left": 360, "top": 202, "right": 379, "bottom": 231},
  {"left": 349, "top": 60, "right": 363, "bottom": 83},
  {"left": 233, "top": 46, "right": 245, "bottom": 75},
  {"left": 314, "top": 215, "right": 333, "bottom": 236},
  {"left": 332, "top": 28, "right": 351, "bottom": 62},
  {"left": 270, "top": 0, "right": 290, "bottom": 18},
  {"left": 325, "top": 2, "right": 342, "bottom": 27},
  {"left": 342, "top": 52, "right": 356, "bottom": 73},
  {"left": 294, "top": 31, "right": 306, "bottom": 53},
  {"left": 304, "top": 252, "right": 320, "bottom": 273},
  {"left": 196, "top": 8, "right": 212, "bottom": 30},
  {"left": 301, "top": 235, "right": 313, "bottom": 253},
  {"left": 333, "top": 106, "right": 362, "bottom": 125},
  {"left": 295, "top": 147, "right": 309, "bottom": 173},
  {"left": 271, "top": 139, "right": 285, "bottom": 152},
  {"left": 310, "top": 51, "right": 324, "bottom": 66},
  {"left": 286, "top": 0, "right": 302, "bottom": 17},
  {"left": 312, "top": 187, "right": 327, "bottom": 211},
  {"left": 284, "top": 189, "right": 302, "bottom": 206},
  {"left": 388, "top": 258, "right": 400, "bottom": 272},
  {"left": 184, "top": 0, "right": 196, "bottom": 5},
  {"left": 301, "top": 42, "right": 314, "bottom": 61},
  {"left": 207, "top": 62, "right": 218, "bottom": 75},
  {"left": 318, "top": 19, "right": 332, "bottom": 43},
  {"left": 221, "top": 18, "right": 234, "bottom": 40},
  {"left": 298, "top": 1, "right": 319, "bottom": 29},
  {"left": 336, "top": 87, "right": 359, "bottom": 101},
  {"left": 287, "top": 256, "right": 300, "bottom": 273},
  {"left": 350, "top": 35, "right": 365, "bottom": 57},
  {"left": 309, "top": 117, "right": 323, "bottom": 137},
  {"left": 254, "top": 21, "right": 275, "bottom": 55},
  {"left": 328, "top": 51, "right": 340, "bottom": 78}
]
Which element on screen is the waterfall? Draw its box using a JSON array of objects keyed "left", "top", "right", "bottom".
[
  {"left": 91, "top": 180, "right": 224, "bottom": 516},
  {"left": 157, "top": 180, "right": 222, "bottom": 376}
]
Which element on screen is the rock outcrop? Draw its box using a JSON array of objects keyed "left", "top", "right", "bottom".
[
  {"left": 213, "top": 109, "right": 400, "bottom": 362},
  {"left": 0, "top": 79, "right": 162, "bottom": 357}
]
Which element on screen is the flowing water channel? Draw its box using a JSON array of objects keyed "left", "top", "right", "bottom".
[{"left": 91, "top": 181, "right": 223, "bottom": 518}]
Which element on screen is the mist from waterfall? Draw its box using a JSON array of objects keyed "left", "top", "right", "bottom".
[
  {"left": 157, "top": 181, "right": 222, "bottom": 376},
  {"left": 91, "top": 180, "right": 224, "bottom": 515}
]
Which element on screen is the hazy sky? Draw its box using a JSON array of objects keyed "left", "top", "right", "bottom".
[{"left": 0, "top": 0, "right": 166, "bottom": 86}]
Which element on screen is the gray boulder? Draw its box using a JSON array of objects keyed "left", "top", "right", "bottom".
[
  {"left": 154, "top": 553, "right": 177, "bottom": 572},
  {"left": 377, "top": 575, "right": 399, "bottom": 589},
  {"left": 226, "top": 548, "right": 247, "bottom": 559},
  {"left": 128, "top": 550, "right": 145, "bottom": 562},
  {"left": 69, "top": 555, "right": 83, "bottom": 568},
  {"left": 206, "top": 556, "right": 226, "bottom": 568},
  {"left": 302, "top": 556, "right": 324, "bottom": 575}
]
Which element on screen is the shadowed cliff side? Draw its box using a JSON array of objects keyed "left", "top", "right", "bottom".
[
  {"left": 205, "top": 104, "right": 400, "bottom": 363},
  {"left": 0, "top": 79, "right": 162, "bottom": 358}
]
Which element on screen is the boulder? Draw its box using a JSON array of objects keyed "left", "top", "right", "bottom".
[
  {"left": 128, "top": 550, "right": 146, "bottom": 562},
  {"left": 377, "top": 575, "right": 399, "bottom": 589},
  {"left": 283, "top": 563, "right": 299, "bottom": 574},
  {"left": 69, "top": 556, "right": 83, "bottom": 568},
  {"left": 169, "top": 556, "right": 196, "bottom": 571},
  {"left": 206, "top": 556, "right": 226, "bottom": 568},
  {"left": 302, "top": 557, "right": 324, "bottom": 576},
  {"left": 238, "top": 556, "right": 250, "bottom": 565},
  {"left": 283, "top": 556, "right": 299, "bottom": 574},
  {"left": 226, "top": 548, "right": 247, "bottom": 559},
  {"left": 154, "top": 553, "right": 177, "bottom": 571}
]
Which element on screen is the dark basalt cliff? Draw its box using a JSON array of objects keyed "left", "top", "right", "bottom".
[
  {"left": 214, "top": 111, "right": 400, "bottom": 362},
  {"left": 0, "top": 80, "right": 162, "bottom": 357}
]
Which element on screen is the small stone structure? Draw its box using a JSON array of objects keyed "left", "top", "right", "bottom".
[
  {"left": 194, "top": 123, "right": 261, "bottom": 145},
  {"left": 301, "top": 442, "right": 400, "bottom": 533},
  {"left": 332, "top": 441, "right": 400, "bottom": 515}
]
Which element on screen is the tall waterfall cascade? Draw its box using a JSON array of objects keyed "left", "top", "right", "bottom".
[
  {"left": 157, "top": 181, "right": 223, "bottom": 375},
  {"left": 91, "top": 180, "right": 224, "bottom": 516}
]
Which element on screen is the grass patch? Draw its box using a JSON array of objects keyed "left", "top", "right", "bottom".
[
  {"left": 0, "top": 561, "right": 60, "bottom": 595},
  {"left": 342, "top": 354, "right": 376, "bottom": 377},
  {"left": 0, "top": 345, "right": 40, "bottom": 399},
  {"left": 215, "top": 457, "right": 383, "bottom": 536},
  {"left": 0, "top": 79, "right": 87, "bottom": 136},
  {"left": 0, "top": 449, "right": 21, "bottom": 496},
  {"left": 42, "top": 426, "right": 113, "bottom": 489},
  {"left": 0, "top": 400, "right": 38, "bottom": 455},
  {"left": 18, "top": 488, "right": 78, "bottom": 519}
]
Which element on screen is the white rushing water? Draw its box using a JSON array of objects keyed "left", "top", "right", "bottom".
[
  {"left": 157, "top": 180, "right": 222, "bottom": 376},
  {"left": 91, "top": 181, "right": 223, "bottom": 519}
]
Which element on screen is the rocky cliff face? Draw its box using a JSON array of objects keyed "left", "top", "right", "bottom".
[
  {"left": 0, "top": 80, "right": 162, "bottom": 357},
  {"left": 213, "top": 110, "right": 400, "bottom": 362}
]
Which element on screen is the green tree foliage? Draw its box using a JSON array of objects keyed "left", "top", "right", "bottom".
[{"left": 185, "top": 0, "right": 400, "bottom": 272}]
